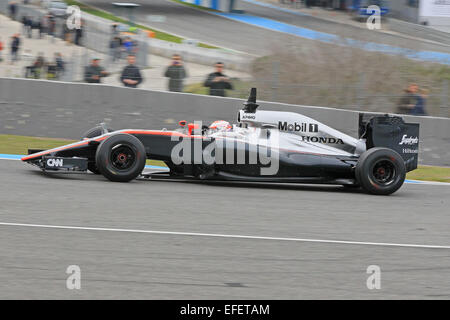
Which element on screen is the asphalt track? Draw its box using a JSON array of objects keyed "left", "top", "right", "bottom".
[
  {"left": 83, "top": 0, "right": 450, "bottom": 56},
  {"left": 0, "top": 159, "right": 449, "bottom": 299}
]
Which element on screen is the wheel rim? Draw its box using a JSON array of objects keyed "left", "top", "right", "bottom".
[
  {"left": 110, "top": 144, "right": 136, "bottom": 171},
  {"left": 371, "top": 159, "right": 396, "bottom": 186}
]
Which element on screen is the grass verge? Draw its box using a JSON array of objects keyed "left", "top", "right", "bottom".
[
  {"left": 0, "top": 134, "right": 77, "bottom": 155},
  {"left": 64, "top": 0, "right": 218, "bottom": 49},
  {"left": 406, "top": 166, "right": 450, "bottom": 183},
  {"left": 0, "top": 134, "right": 166, "bottom": 167}
]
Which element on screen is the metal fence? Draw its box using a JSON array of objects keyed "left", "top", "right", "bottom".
[
  {"left": 223, "top": 77, "right": 450, "bottom": 118},
  {"left": 1, "top": 1, "right": 448, "bottom": 118},
  {"left": 3, "top": 54, "right": 449, "bottom": 118}
]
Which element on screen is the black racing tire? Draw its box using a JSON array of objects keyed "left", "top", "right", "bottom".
[
  {"left": 356, "top": 147, "right": 406, "bottom": 196},
  {"left": 87, "top": 162, "right": 101, "bottom": 174},
  {"left": 81, "top": 125, "right": 114, "bottom": 140},
  {"left": 95, "top": 134, "right": 146, "bottom": 182}
]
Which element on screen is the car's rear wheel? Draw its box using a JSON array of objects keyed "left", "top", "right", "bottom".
[
  {"left": 356, "top": 147, "right": 406, "bottom": 195},
  {"left": 95, "top": 134, "right": 146, "bottom": 182}
]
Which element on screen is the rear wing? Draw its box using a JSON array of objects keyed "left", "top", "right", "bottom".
[{"left": 359, "top": 114, "right": 420, "bottom": 172}]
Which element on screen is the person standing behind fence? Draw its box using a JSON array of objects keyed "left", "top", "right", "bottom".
[
  {"left": 22, "top": 15, "right": 32, "bottom": 38},
  {"left": 55, "top": 52, "right": 65, "bottom": 78},
  {"left": 204, "top": 62, "right": 233, "bottom": 97},
  {"left": 123, "top": 37, "right": 135, "bottom": 55},
  {"left": 40, "top": 15, "right": 49, "bottom": 38},
  {"left": 9, "top": 1, "right": 17, "bottom": 20},
  {"left": 84, "top": 58, "right": 110, "bottom": 83},
  {"left": 411, "top": 88, "right": 429, "bottom": 116},
  {"left": 48, "top": 14, "right": 56, "bottom": 41},
  {"left": 396, "top": 83, "right": 419, "bottom": 115},
  {"left": 10, "top": 34, "right": 20, "bottom": 63},
  {"left": 109, "top": 36, "right": 122, "bottom": 62},
  {"left": 74, "top": 20, "right": 84, "bottom": 46},
  {"left": 120, "top": 55, "right": 143, "bottom": 88},
  {"left": 111, "top": 23, "right": 119, "bottom": 36},
  {"left": 164, "top": 54, "right": 187, "bottom": 92},
  {"left": 31, "top": 53, "right": 46, "bottom": 78}
]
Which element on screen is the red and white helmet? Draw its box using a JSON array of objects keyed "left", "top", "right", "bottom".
[{"left": 209, "top": 120, "right": 232, "bottom": 131}]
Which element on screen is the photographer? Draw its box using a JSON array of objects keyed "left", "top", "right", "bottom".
[
  {"left": 204, "top": 62, "right": 233, "bottom": 97},
  {"left": 164, "top": 54, "right": 187, "bottom": 92}
]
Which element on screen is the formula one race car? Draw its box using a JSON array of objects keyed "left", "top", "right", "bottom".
[{"left": 22, "top": 89, "right": 420, "bottom": 195}]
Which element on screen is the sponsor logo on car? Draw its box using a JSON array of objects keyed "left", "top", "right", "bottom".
[
  {"left": 399, "top": 135, "right": 418, "bottom": 145},
  {"left": 278, "top": 122, "right": 319, "bottom": 133},
  {"left": 300, "top": 136, "right": 344, "bottom": 144},
  {"left": 402, "top": 148, "right": 419, "bottom": 154},
  {"left": 46, "top": 158, "right": 64, "bottom": 167},
  {"left": 241, "top": 114, "right": 256, "bottom": 120}
]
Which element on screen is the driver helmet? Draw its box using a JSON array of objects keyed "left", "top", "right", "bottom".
[{"left": 209, "top": 120, "right": 232, "bottom": 132}]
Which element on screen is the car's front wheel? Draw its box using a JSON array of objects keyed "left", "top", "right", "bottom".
[
  {"left": 356, "top": 148, "right": 406, "bottom": 195},
  {"left": 95, "top": 134, "right": 146, "bottom": 182},
  {"left": 87, "top": 162, "right": 101, "bottom": 175}
]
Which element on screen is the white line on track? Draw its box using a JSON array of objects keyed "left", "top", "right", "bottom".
[{"left": 0, "top": 222, "right": 449, "bottom": 250}]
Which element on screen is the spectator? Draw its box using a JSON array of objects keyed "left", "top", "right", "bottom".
[
  {"left": 109, "top": 36, "right": 122, "bottom": 62},
  {"left": 46, "top": 53, "right": 64, "bottom": 80},
  {"left": 396, "top": 83, "right": 419, "bottom": 115},
  {"left": 40, "top": 14, "right": 49, "bottom": 38},
  {"left": 25, "top": 53, "right": 46, "bottom": 78},
  {"left": 9, "top": 1, "right": 17, "bottom": 20},
  {"left": 84, "top": 58, "right": 109, "bottom": 83},
  {"left": 204, "top": 62, "right": 233, "bottom": 97},
  {"left": 22, "top": 15, "right": 32, "bottom": 38},
  {"left": 74, "top": 20, "right": 84, "bottom": 46},
  {"left": 164, "top": 54, "right": 187, "bottom": 92},
  {"left": 54, "top": 52, "right": 65, "bottom": 77},
  {"left": 111, "top": 23, "right": 119, "bottom": 36},
  {"left": 0, "top": 37, "right": 3, "bottom": 62},
  {"left": 411, "top": 88, "right": 429, "bottom": 116},
  {"left": 123, "top": 37, "right": 134, "bottom": 54},
  {"left": 10, "top": 33, "right": 20, "bottom": 62},
  {"left": 120, "top": 55, "right": 143, "bottom": 88},
  {"left": 48, "top": 14, "right": 56, "bottom": 42},
  {"left": 34, "top": 19, "right": 43, "bottom": 39},
  {"left": 34, "top": 53, "right": 46, "bottom": 68}
]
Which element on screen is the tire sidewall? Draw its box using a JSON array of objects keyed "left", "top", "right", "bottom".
[
  {"left": 87, "top": 162, "right": 101, "bottom": 174},
  {"left": 356, "top": 148, "right": 406, "bottom": 195},
  {"left": 95, "top": 134, "right": 146, "bottom": 182}
]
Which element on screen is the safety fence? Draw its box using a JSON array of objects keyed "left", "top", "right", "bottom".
[{"left": 1, "top": 1, "right": 448, "bottom": 118}]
